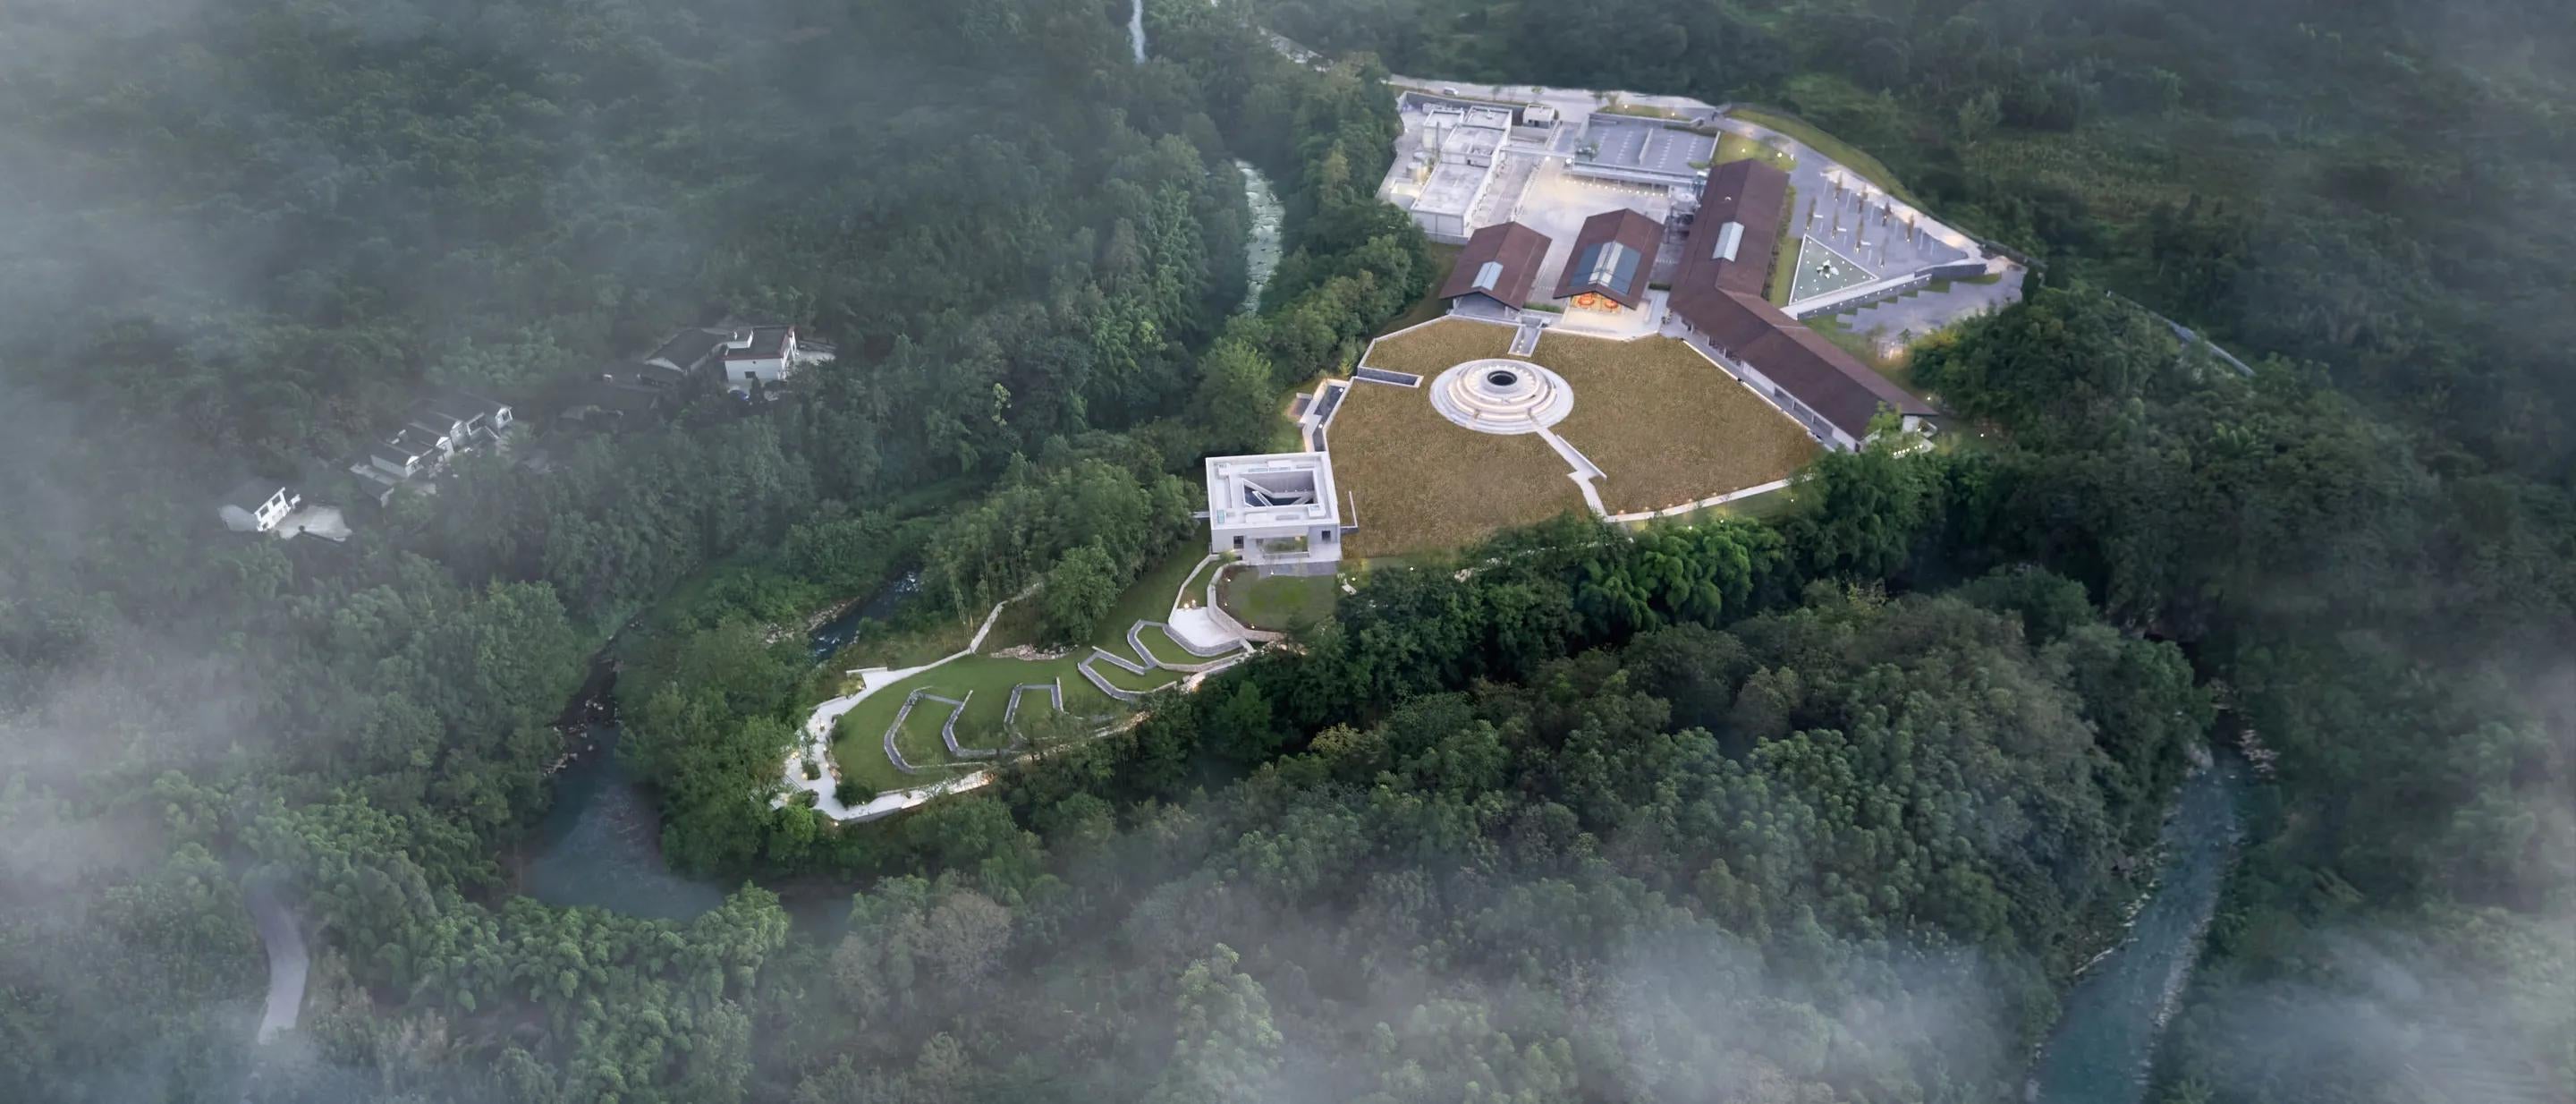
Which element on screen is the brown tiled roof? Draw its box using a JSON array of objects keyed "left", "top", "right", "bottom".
[
  {"left": 1552, "top": 208, "right": 1665, "bottom": 307},
  {"left": 1674, "top": 159, "right": 1792, "bottom": 301},
  {"left": 1665, "top": 158, "right": 1936, "bottom": 441},
  {"left": 1687, "top": 290, "right": 1786, "bottom": 355},
  {"left": 1738, "top": 323, "right": 1936, "bottom": 438},
  {"left": 1439, "top": 222, "right": 1554, "bottom": 307}
]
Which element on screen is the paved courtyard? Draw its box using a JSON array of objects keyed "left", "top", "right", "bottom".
[
  {"left": 1509, "top": 161, "right": 1674, "bottom": 309},
  {"left": 1784, "top": 158, "right": 1969, "bottom": 294}
]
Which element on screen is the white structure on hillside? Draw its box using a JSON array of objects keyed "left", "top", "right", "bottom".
[
  {"left": 1401, "top": 106, "right": 1512, "bottom": 242},
  {"left": 1204, "top": 452, "right": 1343, "bottom": 577},
  {"left": 219, "top": 480, "right": 300, "bottom": 533},
  {"left": 641, "top": 323, "right": 834, "bottom": 395},
  {"left": 716, "top": 325, "right": 799, "bottom": 388},
  {"left": 350, "top": 391, "right": 516, "bottom": 503}
]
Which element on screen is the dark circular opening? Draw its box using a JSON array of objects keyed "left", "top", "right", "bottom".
[{"left": 1485, "top": 369, "right": 1518, "bottom": 387}]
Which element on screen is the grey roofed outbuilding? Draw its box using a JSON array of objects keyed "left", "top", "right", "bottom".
[
  {"left": 722, "top": 325, "right": 792, "bottom": 360},
  {"left": 221, "top": 478, "right": 283, "bottom": 511},
  {"left": 1438, "top": 222, "right": 1554, "bottom": 309},
  {"left": 647, "top": 327, "right": 725, "bottom": 371}
]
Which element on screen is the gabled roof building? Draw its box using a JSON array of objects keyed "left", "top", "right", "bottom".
[
  {"left": 1553, "top": 208, "right": 1664, "bottom": 310},
  {"left": 1438, "top": 222, "right": 1554, "bottom": 318},
  {"left": 1665, "top": 159, "right": 1935, "bottom": 448}
]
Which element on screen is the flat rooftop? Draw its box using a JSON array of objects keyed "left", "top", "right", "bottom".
[
  {"left": 1207, "top": 452, "right": 1341, "bottom": 531},
  {"left": 1577, "top": 115, "right": 1713, "bottom": 183},
  {"left": 1436, "top": 123, "right": 1504, "bottom": 161},
  {"left": 1414, "top": 160, "right": 1492, "bottom": 217}
]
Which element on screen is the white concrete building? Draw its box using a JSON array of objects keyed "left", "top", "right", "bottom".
[
  {"left": 716, "top": 325, "right": 798, "bottom": 388},
  {"left": 1204, "top": 452, "right": 1343, "bottom": 577},
  {"left": 1405, "top": 115, "right": 1509, "bottom": 242},
  {"left": 219, "top": 480, "right": 300, "bottom": 533}
]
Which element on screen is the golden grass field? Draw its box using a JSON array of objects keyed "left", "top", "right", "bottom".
[
  {"left": 1327, "top": 377, "right": 1589, "bottom": 558},
  {"left": 1534, "top": 330, "right": 1820, "bottom": 514},
  {"left": 1359, "top": 318, "right": 1514, "bottom": 376},
  {"left": 1330, "top": 320, "right": 1818, "bottom": 540}
]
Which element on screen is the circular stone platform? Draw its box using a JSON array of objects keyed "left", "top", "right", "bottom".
[{"left": 1429, "top": 359, "right": 1574, "bottom": 434}]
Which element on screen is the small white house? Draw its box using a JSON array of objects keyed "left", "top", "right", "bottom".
[
  {"left": 716, "top": 326, "right": 798, "bottom": 387},
  {"left": 1204, "top": 452, "right": 1343, "bottom": 577},
  {"left": 219, "top": 480, "right": 300, "bottom": 533}
]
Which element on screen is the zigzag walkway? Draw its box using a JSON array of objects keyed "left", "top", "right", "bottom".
[
  {"left": 882, "top": 689, "right": 967, "bottom": 775},
  {"left": 1001, "top": 680, "right": 1063, "bottom": 729},
  {"left": 1078, "top": 620, "right": 1252, "bottom": 701}
]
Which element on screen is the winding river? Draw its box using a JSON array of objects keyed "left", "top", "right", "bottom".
[
  {"left": 1238, "top": 158, "right": 1283, "bottom": 312},
  {"left": 520, "top": 721, "right": 730, "bottom": 920},
  {"left": 809, "top": 571, "right": 920, "bottom": 661},
  {"left": 2029, "top": 756, "right": 2249, "bottom": 1101}
]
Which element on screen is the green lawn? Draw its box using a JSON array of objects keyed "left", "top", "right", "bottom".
[
  {"left": 1597, "top": 99, "right": 1682, "bottom": 120},
  {"left": 828, "top": 653, "right": 1087, "bottom": 777},
  {"left": 1216, "top": 569, "right": 1340, "bottom": 633},
  {"left": 821, "top": 613, "right": 977, "bottom": 672},
  {"left": 1729, "top": 106, "right": 1920, "bottom": 207},
  {"left": 1716, "top": 132, "right": 1796, "bottom": 171},
  {"left": 823, "top": 544, "right": 1208, "bottom": 780},
  {"left": 1131, "top": 623, "right": 1199, "bottom": 667},
  {"left": 1766, "top": 187, "right": 1801, "bottom": 306},
  {"left": 1534, "top": 330, "right": 1818, "bottom": 514},
  {"left": 1095, "top": 658, "right": 1181, "bottom": 694},
  {"left": 1109, "top": 546, "right": 1209, "bottom": 633}
]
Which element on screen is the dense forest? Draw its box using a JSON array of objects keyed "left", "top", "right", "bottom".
[{"left": 0, "top": 0, "right": 2569, "bottom": 1101}]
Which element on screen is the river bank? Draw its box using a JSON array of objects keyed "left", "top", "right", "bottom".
[{"left": 2028, "top": 752, "right": 2249, "bottom": 1102}]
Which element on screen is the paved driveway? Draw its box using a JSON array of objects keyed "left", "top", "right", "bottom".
[{"left": 1834, "top": 265, "right": 2026, "bottom": 338}]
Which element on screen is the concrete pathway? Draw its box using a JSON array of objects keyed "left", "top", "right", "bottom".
[{"left": 1533, "top": 425, "right": 1610, "bottom": 516}]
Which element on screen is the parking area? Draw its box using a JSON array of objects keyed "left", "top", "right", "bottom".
[
  {"left": 1786, "top": 165, "right": 1970, "bottom": 295},
  {"left": 1833, "top": 265, "right": 2027, "bottom": 339}
]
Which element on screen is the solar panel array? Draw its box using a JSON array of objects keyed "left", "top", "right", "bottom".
[{"left": 1572, "top": 242, "right": 1643, "bottom": 296}]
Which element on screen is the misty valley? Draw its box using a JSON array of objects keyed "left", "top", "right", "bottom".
[{"left": 0, "top": 1, "right": 2568, "bottom": 1104}]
